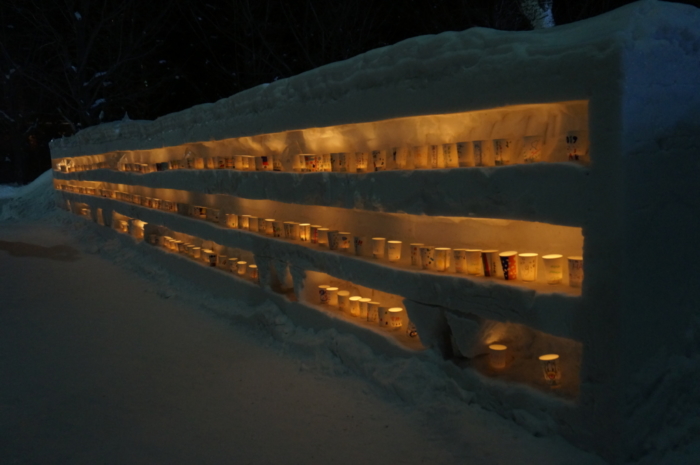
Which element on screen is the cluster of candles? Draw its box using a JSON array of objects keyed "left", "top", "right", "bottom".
[
  {"left": 55, "top": 131, "right": 588, "bottom": 174},
  {"left": 150, "top": 233, "right": 259, "bottom": 281},
  {"left": 58, "top": 183, "right": 584, "bottom": 287},
  {"left": 316, "top": 284, "right": 416, "bottom": 337},
  {"left": 488, "top": 344, "right": 563, "bottom": 387}
]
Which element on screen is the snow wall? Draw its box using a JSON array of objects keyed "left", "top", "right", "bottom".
[{"left": 49, "top": 2, "right": 700, "bottom": 462}]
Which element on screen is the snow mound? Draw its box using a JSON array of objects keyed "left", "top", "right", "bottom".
[{"left": 0, "top": 170, "right": 57, "bottom": 221}]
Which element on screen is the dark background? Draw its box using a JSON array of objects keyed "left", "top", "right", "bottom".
[{"left": 1, "top": 0, "right": 698, "bottom": 185}]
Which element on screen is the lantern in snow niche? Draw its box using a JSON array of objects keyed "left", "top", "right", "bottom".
[
  {"left": 387, "top": 307, "right": 404, "bottom": 330},
  {"left": 248, "top": 216, "right": 259, "bottom": 232},
  {"left": 499, "top": 251, "right": 518, "bottom": 280},
  {"left": 327, "top": 230, "right": 340, "bottom": 250},
  {"left": 568, "top": 256, "right": 584, "bottom": 288},
  {"left": 387, "top": 241, "right": 402, "bottom": 262},
  {"left": 225, "top": 214, "right": 239, "bottom": 229},
  {"left": 410, "top": 243, "right": 424, "bottom": 267},
  {"left": 318, "top": 285, "right": 331, "bottom": 304},
  {"left": 481, "top": 250, "right": 499, "bottom": 277},
  {"left": 349, "top": 296, "right": 362, "bottom": 317},
  {"left": 406, "top": 321, "right": 418, "bottom": 338},
  {"left": 466, "top": 249, "right": 483, "bottom": 275},
  {"left": 272, "top": 221, "right": 284, "bottom": 238},
  {"left": 317, "top": 228, "right": 330, "bottom": 246},
  {"left": 367, "top": 302, "right": 380, "bottom": 323},
  {"left": 202, "top": 249, "right": 217, "bottom": 266},
  {"left": 249, "top": 265, "right": 258, "bottom": 281},
  {"left": 372, "top": 150, "right": 386, "bottom": 171},
  {"left": 359, "top": 298, "right": 371, "bottom": 319},
  {"left": 493, "top": 139, "right": 514, "bottom": 166},
  {"left": 429, "top": 145, "right": 443, "bottom": 168},
  {"left": 239, "top": 215, "right": 250, "bottom": 230},
  {"left": 194, "top": 157, "right": 205, "bottom": 169},
  {"left": 227, "top": 257, "right": 238, "bottom": 272},
  {"left": 195, "top": 206, "right": 207, "bottom": 219},
  {"left": 442, "top": 143, "right": 459, "bottom": 168},
  {"left": 255, "top": 155, "right": 272, "bottom": 171},
  {"left": 205, "top": 157, "right": 216, "bottom": 169},
  {"left": 453, "top": 249, "right": 468, "bottom": 273},
  {"left": 489, "top": 344, "right": 508, "bottom": 369},
  {"left": 372, "top": 237, "right": 386, "bottom": 259},
  {"left": 217, "top": 255, "right": 228, "bottom": 267},
  {"left": 186, "top": 244, "right": 196, "bottom": 256},
  {"left": 264, "top": 219, "right": 276, "bottom": 236},
  {"left": 518, "top": 253, "right": 538, "bottom": 282},
  {"left": 177, "top": 241, "right": 187, "bottom": 253},
  {"left": 225, "top": 157, "right": 235, "bottom": 169},
  {"left": 299, "top": 224, "right": 311, "bottom": 241},
  {"left": 236, "top": 261, "right": 247, "bottom": 276},
  {"left": 355, "top": 152, "right": 369, "bottom": 172},
  {"left": 420, "top": 246, "right": 436, "bottom": 270},
  {"left": 354, "top": 236, "right": 369, "bottom": 257},
  {"left": 337, "top": 291, "right": 351, "bottom": 312},
  {"left": 521, "top": 135, "right": 544, "bottom": 163},
  {"left": 566, "top": 130, "right": 589, "bottom": 163},
  {"left": 542, "top": 254, "right": 563, "bottom": 284},
  {"left": 539, "top": 354, "right": 561, "bottom": 387},
  {"left": 412, "top": 146, "right": 428, "bottom": 169},
  {"left": 390, "top": 147, "right": 408, "bottom": 169},
  {"left": 310, "top": 225, "right": 322, "bottom": 244},
  {"left": 284, "top": 222, "right": 300, "bottom": 240},
  {"left": 434, "top": 247, "right": 451, "bottom": 272},
  {"left": 338, "top": 232, "right": 352, "bottom": 251},
  {"left": 378, "top": 306, "right": 390, "bottom": 326},
  {"left": 302, "top": 154, "right": 320, "bottom": 172},
  {"left": 192, "top": 247, "right": 202, "bottom": 259},
  {"left": 326, "top": 287, "right": 339, "bottom": 306}
]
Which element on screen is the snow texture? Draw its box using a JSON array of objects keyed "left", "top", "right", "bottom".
[{"left": 48, "top": 2, "right": 700, "bottom": 463}]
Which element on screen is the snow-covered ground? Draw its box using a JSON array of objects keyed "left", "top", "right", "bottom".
[{"left": 1, "top": 173, "right": 699, "bottom": 464}]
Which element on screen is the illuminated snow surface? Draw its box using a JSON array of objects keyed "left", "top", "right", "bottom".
[{"left": 0, "top": 172, "right": 696, "bottom": 464}]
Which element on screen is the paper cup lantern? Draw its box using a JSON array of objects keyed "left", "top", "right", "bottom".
[
  {"left": 355, "top": 152, "right": 369, "bottom": 172},
  {"left": 339, "top": 232, "right": 352, "bottom": 251},
  {"left": 518, "top": 253, "right": 538, "bottom": 282},
  {"left": 466, "top": 249, "right": 483, "bottom": 275},
  {"left": 248, "top": 264, "right": 259, "bottom": 281},
  {"left": 225, "top": 214, "right": 238, "bottom": 229},
  {"left": 236, "top": 261, "right": 247, "bottom": 276},
  {"left": 387, "top": 241, "right": 402, "bottom": 262},
  {"left": 310, "top": 225, "right": 322, "bottom": 244},
  {"left": 539, "top": 354, "right": 561, "bottom": 387},
  {"left": 378, "top": 306, "right": 390, "bottom": 327},
  {"left": 420, "top": 246, "right": 436, "bottom": 270},
  {"left": 186, "top": 244, "right": 196, "bottom": 256},
  {"left": 410, "top": 243, "right": 424, "bottom": 266},
  {"left": 349, "top": 296, "right": 362, "bottom": 317},
  {"left": 542, "top": 254, "right": 564, "bottom": 284},
  {"left": 412, "top": 146, "right": 428, "bottom": 169},
  {"left": 442, "top": 143, "right": 459, "bottom": 168},
  {"left": 203, "top": 249, "right": 217, "bottom": 266},
  {"left": 372, "top": 237, "right": 386, "bottom": 259},
  {"left": 359, "top": 298, "right": 371, "bottom": 319},
  {"left": 372, "top": 150, "right": 387, "bottom": 171},
  {"left": 264, "top": 219, "right": 275, "bottom": 236},
  {"left": 566, "top": 130, "right": 589, "bottom": 163},
  {"left": 387, "top": 307, "right": 404, "bottom": 330},
  {"left": 272, "top": 221, "right": 284, "bottom": 238},
  {"left": 434, "top": 247, "right": 451, "bottom": 272},
  {"left": 367, "top": 302, "right": 380, "bottom": 323},
  {"left": 488, "top": 344, "right": 507, "bottom": 369},
  {"left": 493, "top": 139, "right": 514, "bottom": 166},
  {"left": 318, "top": 285, "right": 331, "bottom": 304},
  {"left": 299, "top": 224, "right": 311, "bottom": 242},
  {"left": 302, "top": 154, "right": 320, "bottom": 172},
  {"left": 317, "top": 228, "right": 330, "bottom": 246},
  {"left": 217, "top": 255, "right": 228, "bottom": 267},
  {"left": 354, "top": 236, "right": 369, "bottom": 257},
  {"left": 248, "top": 216, "right": 259, "bottom": 232},
  {"left": 453, "top": 249, "right": 468, "bottom": 273},
  {"left": 327, "top": 230, "right": 340, "bottom": 250},
  {"left": 255, "top": 155, "right": 272, "bottom": 171},
  {"left": 239, "top": 215, "right": 250, "bottom": 230},
  {"left": 227, "top": 257, "right": 238, "bottom": 272},
  {"left": 568, "top": 256, "right": 584, "bottom": 288},
  {"left": 326, "top": 287, "right": 339, "bottom": 306},
  {"left": 192, "top": 247, "right": 202, "bottom": 259},
  {"left": 499, "top": 251, "right": 518, "bottom": 280},
  {"left": 337, "top": 291, "right": 351, "bottom": 312},
  {"left": 284, "top": 222, "right": 300, "bottom": 240},
  {"left": 521, "top": 135, "right": 544, "bottom": 163},
  {"left": 481, "top": 250, "right": 499, "bottom": 277}
]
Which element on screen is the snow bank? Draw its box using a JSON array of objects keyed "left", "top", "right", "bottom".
[{"left": 0, "top": 170, "right": 56, "bottom": 221}]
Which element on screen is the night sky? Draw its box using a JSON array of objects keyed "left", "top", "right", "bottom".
[{"left": 1, "top": 0, "right": 698, "bottom": 183}]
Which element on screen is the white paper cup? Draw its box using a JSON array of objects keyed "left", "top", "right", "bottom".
[
  {"left": 410, "top": 243, "right": 424, "bottom": 266},
  {"left": 390, "top": 147, "right": 408, "bottom": 169},
  {"left": 192, "top": 247, "right": 202, "bottom": 259},
  {"left": 359, "top": 298, "right": 371, "bottom": 319},
  {"left": 227, "top": 257, "right": 238, "bottom": 272},
  {"left": 239, "top": 215, "right": 250, "bottom": 230},
  {"left": 568, "top": 256, "right": 584, "bottom": 288},
  {"left": 434, "top": 247, "right": 452, "bottom": 272},
  {"left": 326, "top": 287, "right": 339, "bottom": 306},
  {"left": 225, "top": 213, "right": 239, "bottom": 229},
  {"left": 453, "top": 249, "right": 468, "bottom": 274},
  {"left": 354, "top": 236, "right": 369, "bottom": 257},
  {"left": 566, "top": 130, "right": 589, "bottom": 163},
  {"left": 217, "top": 255, "right": 228, "bottom": 267},
  {"left": 367, "top": 302, "right": 380, "bottom": 323},
  {"left": 372, "top": 150, "right": 386, "bottom": 171},
  {"left": 466, "top": 249, "right": 483, "bottom": 275},
  {"left": 236, "top": 261, "right": 247, "bottom": 276},
  {"left": 264, "top": 219, "right": 275, "bottom": 236},
  {"left": 378, "top": 306, "right": 390, "bottom": 327},
  {"left": 186, "top": 244, "right": 196, "bottom": 256},
  {"left": 299, "top": 223, "right": 311, "bottom": 242},
  {"left": 255, "top": 155, "right": 273, "bottom": 171},
  {"left": 202, "top": 249, "right": 217, "bottom": 266},
  {"left": 387, "top": 240, "right": 402, "bottom": 262},
  {"left": 386, "top": 307, "right": 404, "bottom": 330},
  {"left": 420, "top": 246, "right": 436, "bottom": 270},
  {"left": 442, "top": 143, "right": 459, "bottom": 168},
  {"left": 518, "top": 253, "right": 538, "bottom": 282},
  {"left": 284, "top": 222, "right": 300, "bottom": 240},
  {"left": 327, "top": 230, "right": 340, "bottom": 250},
  {"left": 355, "top": 152, "right": 369, "bottom": 172},
  {"left": 317, "top": 228, "right": 330, "bottom": 246},
  {"left": 302, "top": 154, "right": 320, "bottom": 172},
  {"left": 481, "top": 250, "right": 499, "bottom": 277},
  {"left": 542, "top": 254, "right": 563, "bottom": 284},
  {"left": 248, "top": 216, "right": 259, "bottom": 232},
  {"left": 521, "top": 135, "right": 543, "bottom": 163},
  {"left": 310, "top": 225, "right": 322, "bottom": 244},
  {"left": 338, "top": 232, "right": 352, "bottom": 251},
  {"left": 499, "top": 251, "right": 518, "bottom": 280},
  {"left": 318, "top": 285, "right": 331, "bottom": 304},
  {"left": 539, "top": 354, "right": 561, "bottom": 387},
  {"left": 273, "top": 221, "right": 284, "bottom": 238},
  {"left": 349, "top": 296, "right": 362, "bottom": 317},
  {"left": 412, "top": 146, "right": 428, "bottom": 169},
  {"left": 372, "top": 237, "right": 386, "bottom": 259},
  {"left": 489, "top": 344, "right": 507, "bottom": 369},
  {"left": 248, "top": 264, "right": 258, "bottom": 281},
  {"left": 337, "top": 290, "right": 351, "bottom": 312},
  {"left": 493, "top": 139, "right": 514, "bottom": 166}
]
